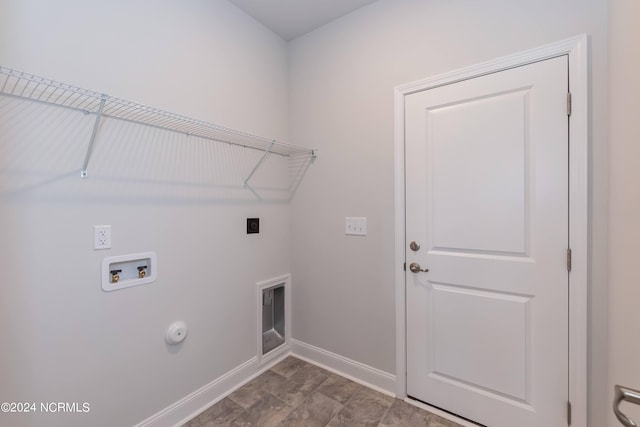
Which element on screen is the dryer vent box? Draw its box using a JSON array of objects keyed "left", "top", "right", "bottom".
[{"left": 262, "top": 284, "right": 285, "bottom": 355}]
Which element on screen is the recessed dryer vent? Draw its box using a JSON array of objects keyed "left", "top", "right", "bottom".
[
  {"left": 262, "top": 285, "right": 285, "bottom": 354},
  {"left": 257, "top": 274, "right": 290, "bottom": 365},
  {"left": 102, "top": 252, "right": 157, "bottom": 292}
]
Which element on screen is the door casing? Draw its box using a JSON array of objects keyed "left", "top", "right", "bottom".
[{"left": 393, "top": 35, "right": 589, "bottom": 426}]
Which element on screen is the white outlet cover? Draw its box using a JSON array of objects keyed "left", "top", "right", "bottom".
[{"left": 94, "top": 225, "right": 112, "bottom": 250}]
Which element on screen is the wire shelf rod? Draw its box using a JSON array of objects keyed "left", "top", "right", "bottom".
[
  {"left": 2, "top": 89, "right": 294, "bottom": 157},
  {"left": 0, "top": 66, "right": 314, "bottom": 154},
  {"left": 0, "top": 92, "right": 93, "bottom": 116},
  {"left": 97, "top": 112, "right": 290, "bottom": 157},
  {"left": 0, "top": 65, "right": 316, "bottom": 179}
]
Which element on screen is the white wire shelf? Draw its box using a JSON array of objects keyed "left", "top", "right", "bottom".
[{"left": 0, "top": 66, "right": 316, "bottom": 183}]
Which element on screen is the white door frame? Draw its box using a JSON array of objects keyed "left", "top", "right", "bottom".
[{"left": 394, "top": 35, "right": 589, "bottom": 426}]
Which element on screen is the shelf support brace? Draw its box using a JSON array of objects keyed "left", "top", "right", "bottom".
[
  {"left": 244, "top": 141, "right": 275, "bottom": 187},
  {"left": 80, "top": 94, "right": 107, "bottom": 178}
]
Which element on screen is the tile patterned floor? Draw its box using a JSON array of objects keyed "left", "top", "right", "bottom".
[{"left": 183, "top": 356, "right": 464, "bottom": 427}]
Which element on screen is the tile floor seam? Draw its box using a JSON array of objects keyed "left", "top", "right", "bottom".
[
  {"left": 228, "top": 405, "right": 247, "bottom": 426},
  {"left": 306, "top": 373, "right": 332, "bottom": 400},
  {"left": 376, "top": 397, "right": 394, "bottom": 427},
  {"left": 273, "top": 372, "right": 337, "bottom": 426},
  {"left": 317, "top": 395, "right": 347, "bottom": 427},
  {"left": 266, "top": 389, "right": 296, "bottom": 420},
  {"left": 323, "top": 404, "right": 341, "bottom": 427},
  {"left": 323, "top": 383, "right": 360, "bottom": 426}
]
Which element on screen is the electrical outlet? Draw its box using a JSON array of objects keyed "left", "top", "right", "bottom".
[{"left": 94, "top": 225, "right": 111, "bottom": 250}]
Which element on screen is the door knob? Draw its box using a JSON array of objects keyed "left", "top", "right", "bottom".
[
  {"left": 614, "top": 385, "right": 640, "bottom": 427},
  {"left": 409, "top": 262, "right": 429, "bottom": 273},
  {"left": 410, "top": 241, "right": 421, "bottom": 251}
]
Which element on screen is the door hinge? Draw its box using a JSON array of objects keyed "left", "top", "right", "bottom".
[
  {"left": 567, "top": 92, "right": 572, "bottom": 116},
  {"left": 567, "top": 400, "right": 572, "bottom": 425},
  {"left": 567, "top": 248, "right": 572, "bottom": 272}
]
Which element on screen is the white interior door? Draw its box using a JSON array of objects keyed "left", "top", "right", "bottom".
[{"left": 405, "top": 56, "right": 569, "bottom": 427}]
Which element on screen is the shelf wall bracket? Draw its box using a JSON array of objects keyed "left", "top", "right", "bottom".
[
  {"left": 80, "top": 94, "right": 107, "bottom": 178},
  {"left": 244, "top": 141, "right": 275, "bottom": 188}
]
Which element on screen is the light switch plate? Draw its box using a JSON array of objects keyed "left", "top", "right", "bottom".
[{"left": 345, "top": 217, "right": 367, "bottom": 236}]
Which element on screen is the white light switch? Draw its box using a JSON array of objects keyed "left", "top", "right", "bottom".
[{"left": 345, "top": 217, "right": 367, "bottom": 236}]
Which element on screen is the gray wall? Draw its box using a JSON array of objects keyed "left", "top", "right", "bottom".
[
  {"left": 607, "top": 0, "right": 640, "bottom": 425},
  {"left": 288, "top": 1, "right": 608, "bottom": 425},
  {"left": 0, "top": 1, "right": 291, "bottom": 426}
]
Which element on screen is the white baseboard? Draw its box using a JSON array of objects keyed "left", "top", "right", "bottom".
[
  {"left": 134, "top": 352, "right": 289, "bottom": 427},
  {"left": 135, "top": 340, "right": 397, "bottom": 427},
  {"left": 290, "top": 339, "right": 396, "bottom": 396}
]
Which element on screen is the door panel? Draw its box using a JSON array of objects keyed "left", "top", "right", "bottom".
[
  {"left": 431, "top": 284, "right": 530, "bottom": 401},
  {"left": 405, "top": 56, "right": 569, "bottom": 427},
  {"left": 429, "top": 89, "right": 529, "bottom": 255}
]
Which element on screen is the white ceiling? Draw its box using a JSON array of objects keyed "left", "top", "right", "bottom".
[{"left": 228, "top": 0, "right": 378, "bottom": 41}]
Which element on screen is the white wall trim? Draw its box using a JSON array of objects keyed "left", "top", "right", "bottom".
[
  {"left": 134, "top": 353, "right": 289, "bottom": 427},
  {"left": 291, "top": 339, "right": 396, "bottom": 396},
  {"left": 394, "top": 34, "right": 589, "bottom": 427},
  {"left": 136, "top": 338, "right": 398, "bottom": 427}
]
